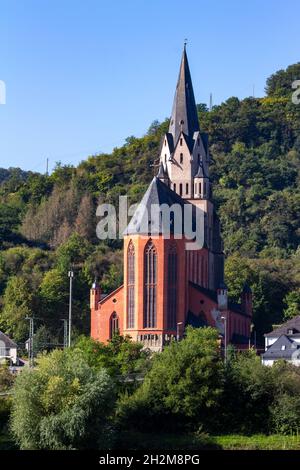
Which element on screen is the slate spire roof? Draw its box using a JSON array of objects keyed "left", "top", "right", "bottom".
[
  {"left": 157, "top": 161, "right": 167, "bottom": 179},
  {"left": 168, "top": 45, "right": 200, "bottom": 146},
  {"left": 125, "top": 177, "right": 199, "bottom": 236},
  {"left": 194, "top": 161, "right": 206, "bottom": 178}
]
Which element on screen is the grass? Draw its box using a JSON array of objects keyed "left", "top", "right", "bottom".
[
  {"left": 117, "top": 431, "right": 220, "bottom": 450},
  {"left": 1, "top": 429, "right": 300, "bottom": 450},
  {"left": 212, "top": 434, "right": 300, "bottom": 450},
  {"left": 118, "top": 431, "right": 300, "bottom": 450}
]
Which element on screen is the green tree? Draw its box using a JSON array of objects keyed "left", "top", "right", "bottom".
[
  {"left": 118, "top": 327, "right": 223, "bottom": 432},
  {"left": 1, "top": 275, "right": 40, "bottom": 342},
  {"left": 270, "top": 361, "right": 300, "bottom": 434},
  {"left": 10, "top": 348, "right": 116, "bottom": 449},
  {"left": 221, "top": 350, "right": 275, "bottom": 434},
  {"left": 283, "top": 289, "right": 300, "bottom": 320}
]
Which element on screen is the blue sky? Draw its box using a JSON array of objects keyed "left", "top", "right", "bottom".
[{"left": 0, "top": 0, "right": 299, "bottom": 172}]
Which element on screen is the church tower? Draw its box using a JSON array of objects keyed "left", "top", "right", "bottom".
[{"left": 158, "top": 45, "right": 224, "bottom": 291}]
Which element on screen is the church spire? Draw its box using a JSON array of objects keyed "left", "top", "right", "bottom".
[{"left": 168, "top": 45, "right": 200, "bottom": 146}]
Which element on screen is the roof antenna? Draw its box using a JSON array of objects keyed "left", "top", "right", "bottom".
[{"left": 184, "top": 38, "right": 188, "bottom": 49}]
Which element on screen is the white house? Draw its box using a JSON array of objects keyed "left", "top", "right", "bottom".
[
  {"left": 262, "top": 316, "right": 300, "bottom": 366},
  {"left": 0, "top": 331, "right": 18, "bottom": 365}
]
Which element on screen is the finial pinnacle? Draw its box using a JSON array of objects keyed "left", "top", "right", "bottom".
[{"left": 184, "top": 38, "right": 188, "bottom": 50}]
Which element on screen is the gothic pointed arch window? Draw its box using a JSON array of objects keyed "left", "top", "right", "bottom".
[
  {"left": 167, "top": 243, "right": 178, "bottom": 329},
  {"left": 143, "top": 241, "right": 157, "bottom": 328},
  {"left": 127, "top": 240, "right": 135, "bottom": 329},
  {"left": 110, "top": 312, "right": 119, "bottom": 338}
]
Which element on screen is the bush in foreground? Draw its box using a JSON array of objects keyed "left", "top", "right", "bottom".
[
  {"left": 117, "top": 327, "right": 223, "bottom": 433},
  {"left": 10, "top": 349, "right": 115, "bottom": 449}
]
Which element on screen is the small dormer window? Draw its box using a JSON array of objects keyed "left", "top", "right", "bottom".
[
  {"left": 180, "top": 153, "right": 183, "bottom": 164},
  {"left": 288, "top": 329, "right": 294, "bottom": 335},
  {"left": 281, "top": 345, "right": 286, "bottom": 350}
]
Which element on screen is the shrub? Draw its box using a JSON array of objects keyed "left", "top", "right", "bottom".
[{"left": 10, "top": 348, "right": 116, "bottom": 449}]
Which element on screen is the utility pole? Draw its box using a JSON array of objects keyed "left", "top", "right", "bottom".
[
  {"left": 68, "top": 269, "right": 74, "bottom": 347},
  {"left": 221, "top": 315, "right": 227, "bottom": 364},
  {"left": 209, "top": 93, "right": 213, "bottom": 111},
  {"left": 26, "top": 317, "right": 35, "bottom": 368},
  {"left": 61, "top": 319, "right": 68, "bottom": 348},
  {"left": 46, "top": 157, "right": 49, "bottom": 176}
]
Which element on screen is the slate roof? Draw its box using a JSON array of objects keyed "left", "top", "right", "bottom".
[
  {"left": 189, "top": 281, "right": 246, "bottom": 316},
  {"left": 190, "top": 281, "right": 218, "bottom": 302},
  {"left": 186, "top": 310, "right": 208, "bottom": 328},
  {"left": 194, "top": 161, "right": 206, "bottom": 178},
  {"left": 262, "top": 334, "right": 300, "bottom": 360},
  {"left": 168, "top": 46, "right": 200, "bottom": 149},
  {"left": 0, "top": 331, "right": 17, "bottom": 348},
  {"left": 157, "top": 161, "right": 167, "bottom": 179},
  {"left": 125, "top": 177, "right": 202, "bottom": 236},
  {"left": 265, "top": 315, "right": 300, "bottom": 337}
]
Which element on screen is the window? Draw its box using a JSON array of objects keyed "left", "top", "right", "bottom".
[
  {"left": 180, "top": 138, "right": 183, "bottom": 146},
  {"left": 110, "top": 312, "right": 119, "bottom": 338},
  {"left": 164, "top": 139, "right": 166, "bottom": 146},
  {"left": 199, "top": 182, "right": 202, "bottom": 195},
  {"left": 288, "top": 329, "right": 294, "bottom": 335},
  {"left": 127, "top": 241, "right": 135, "bottom": 328},
  {"left": 281, "top": 345, "right": 286, "bottom": 350},
  {"left": 186, "top": 183, "right": 189, "bottom": 194},
  {"left": 180, "top": 153, "right": 183, "bottom": 164},
  {"left": 173, "top": 183, "right": 176, "bottom": 192},
  {"left": 179, "top": 183, "right": 183, "bottom": 196},
  {"left": 194, "top": 183, "right": 197, "bottom": 194},
  {"left": 167, "top": 244, "right": 177, "bottom": 329},
  {"left": 143, "top": 241, "right": 157, "bottom": 328}
]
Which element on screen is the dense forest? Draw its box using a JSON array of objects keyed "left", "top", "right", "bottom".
[{"left": 0, "top": 62, "right": 300, "bottom": 347}]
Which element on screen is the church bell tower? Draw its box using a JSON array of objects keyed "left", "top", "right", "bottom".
[{"left": 158, "top": 45, "right": 224, "bottom": 291}]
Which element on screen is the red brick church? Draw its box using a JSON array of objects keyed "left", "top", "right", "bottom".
[{"left": 90, "top": 47, "right": 252, "bottom": 350}]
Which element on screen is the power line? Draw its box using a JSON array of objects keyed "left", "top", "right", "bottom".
[{"left": 25, "top": 316, "right": 35, "bottom": 368}]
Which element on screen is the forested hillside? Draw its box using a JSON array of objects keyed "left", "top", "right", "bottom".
[{"left": 0, "top": 63, "right": 300, "bottom": 346}]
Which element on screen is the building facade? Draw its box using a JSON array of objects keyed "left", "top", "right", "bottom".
[
  {"left": 91, "top": 47, "right": 252, "bottom": 350},
  {"left": 0, "top": 331, "right": 17, "bottom": 365},
  {"left": 262, "top": 316, "right": 300, "bottom": 366}
]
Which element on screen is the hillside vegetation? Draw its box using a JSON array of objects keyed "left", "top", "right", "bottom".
[{"left": 0, "top": 63, "right": 300, "bottom": 345}]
